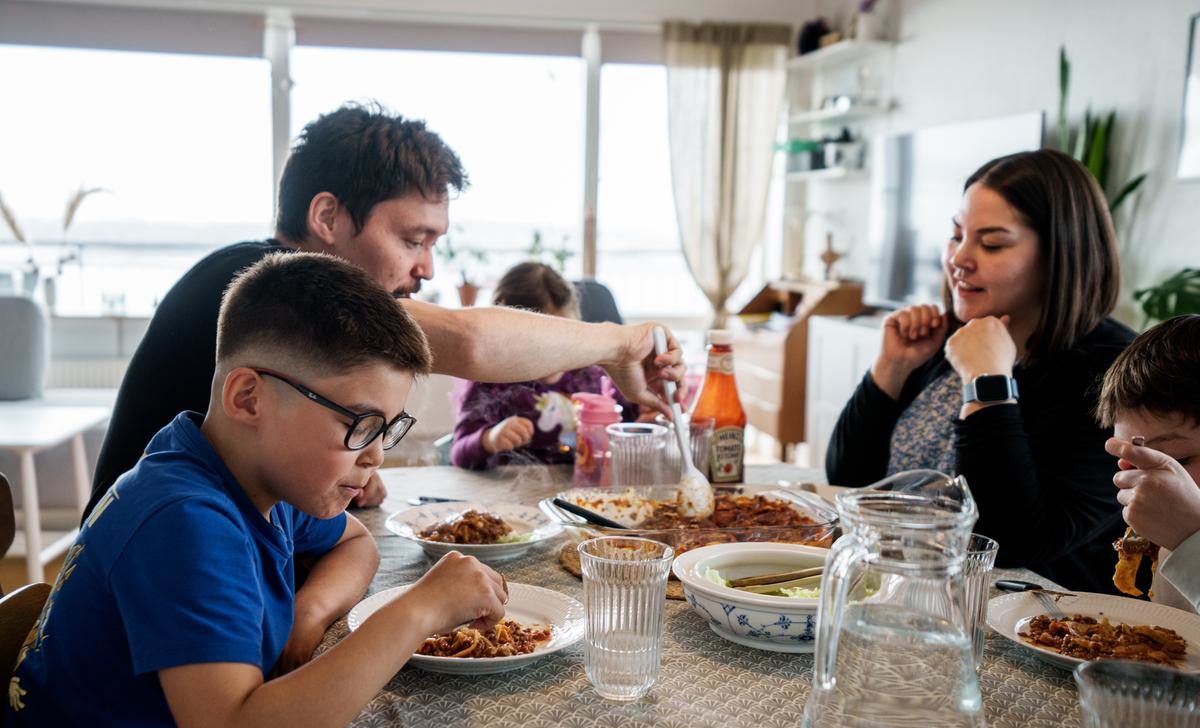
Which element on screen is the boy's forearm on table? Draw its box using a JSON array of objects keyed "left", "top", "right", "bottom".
[
  {"left": 293, "top": 529, "right": 379, "bottom": 628},
  {"left": 184, "top": 601, "right": 436, "bottom": 728}
]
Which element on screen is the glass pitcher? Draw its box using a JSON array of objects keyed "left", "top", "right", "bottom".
[{"left": 802, "top": 470, "right": 986, "bottom": 728}]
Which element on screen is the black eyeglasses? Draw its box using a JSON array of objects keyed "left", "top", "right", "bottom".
[{"left": 253, "top": 368, "right": 416, "bottom": 451}]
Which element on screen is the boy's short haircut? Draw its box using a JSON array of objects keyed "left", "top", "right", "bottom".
[
  {"left": 275, "top": 102, "right": 468, "bottom": 243},
  {"left": 216, "top": 251, "right": 432, "bottom": 376},
  {"left": 1097, "top": 314, "right": 1200, "bottom": 427}
]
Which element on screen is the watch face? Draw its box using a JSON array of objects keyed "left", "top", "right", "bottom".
[{"left": 974, "top": 375, "right": 1012, "bottom": 401}]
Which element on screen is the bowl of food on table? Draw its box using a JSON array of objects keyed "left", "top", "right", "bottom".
[
  {"left": 540, "top": 484, "right": 839, "bottom": 557},
  {"left": 988, "top": 590, "right": 1200, "bottom": 672},
  {"left": 672, "top": 541, "right": 831, "bottom": 653},
  {"left": 347, "top": 582, "right": 585, "bottom": 675},
  {"left": 386, "top": 501, "right": 563, "bottom": 562}
]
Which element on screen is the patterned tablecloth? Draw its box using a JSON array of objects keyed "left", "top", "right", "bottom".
[{"left": 321, "top": 465, "right": 1082, "bottom": 728}]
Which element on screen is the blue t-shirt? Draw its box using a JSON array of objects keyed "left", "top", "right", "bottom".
[{"left": 5, "top": 412, "right": 347, "bottom": 726}]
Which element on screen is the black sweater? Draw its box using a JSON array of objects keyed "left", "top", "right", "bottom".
[{"left": 826, "top": 318, "right": 1135, "bottom": 594}]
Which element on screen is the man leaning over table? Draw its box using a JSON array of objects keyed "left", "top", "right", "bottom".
[{"left": 84, "top": 101, "right": 684, "bottom": 521}]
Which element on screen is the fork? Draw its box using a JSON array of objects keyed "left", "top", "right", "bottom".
[
  {"left": 994, "top": 579, "right": 1074, "bottom": 618},
  {"left": 1033, "top": 589, "right": 1068, "bottom": 620}
]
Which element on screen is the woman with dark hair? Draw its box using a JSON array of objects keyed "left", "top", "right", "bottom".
[
  {"left": 451, "top": 262, "right": 638, "bottom": 470},
  {"left": 826, "top": 149, "right": 1135, "bottom": 593}
]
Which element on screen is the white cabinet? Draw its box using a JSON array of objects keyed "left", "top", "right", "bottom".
[{"left": 805, "top": 314, "right": 883, "bottom": 472}]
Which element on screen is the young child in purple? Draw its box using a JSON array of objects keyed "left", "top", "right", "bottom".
[{"left": 451, "top": 263, "right": 638, "bottom": 470}]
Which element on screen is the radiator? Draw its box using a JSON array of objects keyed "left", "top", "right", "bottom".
[{"left": 47, "top": 358, "right": 129, "bottom": 389}]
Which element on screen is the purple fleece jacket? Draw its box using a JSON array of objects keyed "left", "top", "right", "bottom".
[{"left": 451, "top": 366, "right": 638, "bottom": 470}]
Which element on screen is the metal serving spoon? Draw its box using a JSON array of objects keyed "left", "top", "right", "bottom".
[{"left": 653, "top": 326, "right": 715, "bottom": 520}]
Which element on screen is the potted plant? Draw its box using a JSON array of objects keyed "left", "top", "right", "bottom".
[
  {"left": 436, "top": 228, "right": 489, "bottom": 306},
  {"left": 0, "top": 185, "right": 103, "bottom": 300},
  {"left": 526, "top": 229, "right": 575, "bottom": 274},
  {"left": 1133, "top": 268, "right": 1200, "bottom": 327},
  {"left": 1055, "top": 47, "right": 1147, "bottom": 218}
]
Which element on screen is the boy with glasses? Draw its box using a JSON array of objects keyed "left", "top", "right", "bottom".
[
  {"left": 1098, "top": 314, "right": 1200, "bottom": 612},
  {"left": 7, "top": 252, "right": 509, "bottom": 726}
]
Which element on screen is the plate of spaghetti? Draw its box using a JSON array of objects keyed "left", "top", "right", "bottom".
[
  {"left": 347, "top": 582, "right": 585, "bottom": 674},
  {"left": 988, "top": 590, "right": 1200, "bottom": 671},
  {"left": 386, "top": 502, "right": 563, "bottom": 563}
]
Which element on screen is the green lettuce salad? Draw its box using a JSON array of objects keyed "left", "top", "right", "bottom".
[{"left": 703, "top": 567, "right": 820, "bottom": 599}]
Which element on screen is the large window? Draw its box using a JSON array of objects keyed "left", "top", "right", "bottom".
[
  {"left": 291, "top": 46, "right": 585, "bottom": 308},
  {"left": 0, "top": 45, "right": 273, "bottom": 315},
  {"left": 596, "top": 63, "right": 709, "bottom": 319}
]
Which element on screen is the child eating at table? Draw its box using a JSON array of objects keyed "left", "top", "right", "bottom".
[
  {"left": 6, "top": 252, "right": 509, "bottom": 727},
  {"left": 1097, "top": 314, "right": 1200, "bottom": 613},
  {"left": 451, "top": 262, "right": 639, "bottom": 470}
]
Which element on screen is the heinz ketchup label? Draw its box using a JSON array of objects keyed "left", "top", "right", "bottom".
[{"left": 709, "top": 425, "right": 745, "bottom": 483}]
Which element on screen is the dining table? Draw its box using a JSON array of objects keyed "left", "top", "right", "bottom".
[{"left": 320, "top": 463, "right": 1085, "bottom": 728}]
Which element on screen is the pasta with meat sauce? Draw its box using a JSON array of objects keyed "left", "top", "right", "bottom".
[
  {"left": 418, "top": 510, "right": 512, "bottom": 544},
  {"left": 417, "top": 619, "right": 553, "bottom": 658},
  {"left": 1019, "top": 613, "right": 1187, "bottom": 666}
]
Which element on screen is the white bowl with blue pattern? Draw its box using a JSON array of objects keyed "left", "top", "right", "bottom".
[{"left": 672, "top": 541, "right": 829, "bottom": 653}]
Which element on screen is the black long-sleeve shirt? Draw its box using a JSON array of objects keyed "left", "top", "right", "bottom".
[{"left": 826, "top": 318, "right": 1135, "bottom": 594}]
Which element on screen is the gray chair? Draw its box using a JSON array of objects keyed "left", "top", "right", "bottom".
[
  {"left": 573, "top": 280, "right": 623, "bottom": 325},
  {"left": 0, "top": 295, "right": 49, "bottom": 400}
]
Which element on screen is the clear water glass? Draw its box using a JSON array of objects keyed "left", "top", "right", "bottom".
[
  {"left": 655, "top": 414, "right": 715, "bottom": 480},
  {"left": 578, "top": 536, "right": 674, "bottom": 701},
  {"left": 1075, "top": 659, "right": 1200, "bottom": 727},
  {"left": 606, "top": 423, "right": 668, "bottom": 486},
  {"left": 964, "top": 533, "right": 999, "bottom": 672}
]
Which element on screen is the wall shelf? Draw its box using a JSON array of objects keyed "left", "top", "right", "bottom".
[
  {"left": 787, "top": 40, "right": 892, "bottom": 72},
  {"left": 786, "top": 167, "right": 866, "bottom": 182},
  {"left": 788, "top": 102, "right": 887, "bottom": 125}
]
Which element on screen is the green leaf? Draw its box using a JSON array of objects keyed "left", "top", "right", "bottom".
[
  {"left": 1086, "top": 111, "right": 1113, "bottom": 189},
  {"left": 1134, "top": 268, "right": 1200, "bottom": 325},
  {"left": 1072, "top": 107, "right": 1091, "bottom": 161},
  {"left": 1057, "top": 47, "right": 1071, "bottom": 152},
  {"left": 1109, "top": 173, "right": 1147, "bottom": 214}
]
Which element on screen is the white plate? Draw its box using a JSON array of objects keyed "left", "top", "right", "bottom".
[
  {"left": 987, "top": 590, "right": 1200, "bottom": 671},
  {"left": 347, "top": 582, "right": 585, "bottom": 674},
  {"left": 385, "top": 501, "right": 562, "bottom": 562}
]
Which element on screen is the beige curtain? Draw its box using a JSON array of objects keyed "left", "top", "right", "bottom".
[{"left": 663, "top": 21, "right": 789, "bottom": 327}]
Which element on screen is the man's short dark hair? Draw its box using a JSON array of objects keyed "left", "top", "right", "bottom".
[
  {"left": 276, "top": 102, "right": 468, "bottom": 243},
  {"left": 1097, "top": 314, "right": 1200, "bottom": 427},
  {"left": 216, "top": 251, "right": 431, "bottom": 376}
]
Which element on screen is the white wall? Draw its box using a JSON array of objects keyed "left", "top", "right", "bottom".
[{"left": 884, "top": 0, "right": 1199, "bottom": 325}]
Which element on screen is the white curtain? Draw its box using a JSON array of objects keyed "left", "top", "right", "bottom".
[{"left": 663, "top": 21, "right": 789, "bottom": 326}]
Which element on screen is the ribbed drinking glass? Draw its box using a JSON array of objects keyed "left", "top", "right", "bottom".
[{"left": 578, "top": 536, "right": 674, "bottom": 701}]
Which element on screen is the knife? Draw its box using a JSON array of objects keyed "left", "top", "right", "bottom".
[
  {"left": 405, "top": 496, "right": 466, "bottom": 505},
  {"left": 994, "top": 579, "right": 1076, "bottom": 598}
]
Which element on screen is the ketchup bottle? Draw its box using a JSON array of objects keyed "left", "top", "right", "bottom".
[{"left": 690, "top": 330, "right": 746, "bottom": 483}]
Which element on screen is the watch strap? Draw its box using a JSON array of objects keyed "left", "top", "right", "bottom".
[{"left": 963, "top": 375, "right": 1019, "bottom": 404}]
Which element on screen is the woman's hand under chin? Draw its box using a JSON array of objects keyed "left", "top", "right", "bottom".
[
  {"left": 945, "top": 315, "right": 1017, "bottom": 382},
  {"left": 946, "top": 316, "right": 1019, "bottom": 418}
]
